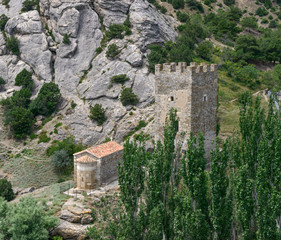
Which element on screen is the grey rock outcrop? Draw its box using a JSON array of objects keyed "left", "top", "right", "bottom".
[
  {"left": 130, "top": 0, "right": 177, "bottom": 50},
  {"left": 0, "top": 0, "right": 178, "bottom": 146},
  {"left": 0, "top": 0, "right": 23, "bottom": 18},
  {"left": 47, "top": 3, "right": 103, "bottom": 95},
  {"left": 5, "top": 11, "right": 52, "bottom": 82},
  {"left": 95, "top": 0, "right": 133, "bottom": 27}
]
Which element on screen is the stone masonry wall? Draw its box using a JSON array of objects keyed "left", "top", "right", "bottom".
[
  {"left": 76, "top": 161, "right": 98, "bottom": 190},
  {"left": 191, "top": 63, "right": 218, "bottom": 158},
  {"left": 100, "top": 150, "right": 123, "bottom": 185},
  {"left": 155, "top": 62, "right": 218, "bottom": 158},
  {"left": 155, "top": 62, "right": 192, "bottom": 139}
]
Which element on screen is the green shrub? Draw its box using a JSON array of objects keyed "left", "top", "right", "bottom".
[
  {"left": 0, "top": 14, "right": 9, "bottom": 31},
  {"left": 46, "top": 137, "right": 86, "bottom": 157},
  {"left": 255, "top": 7, "right": 268, "bottom": 16},
  {"left": 105, "top": 16, "right": 132, "bottom": 41},
  {"left": 6, "top": 35, "right": 20, "bottom": 56},
  {"left": 29, "top": 82, "right": 61, "bottom": 116},
  {"left": 120, "top": 87, "right": 138, "bottom": 106},
  {"left": 21, "top": 0, "right": 39, "bottom": 12},
  {"left": 176, "top": 11, "right": 190, "bottom": 23},
  {"left": 223, "top": 0, "right": 235, "bottom": 6},
  {"left": 110, "top": 74, "right": 130, "bottom": 84},
  {"left": 0, "top": 179, "right": 14, "bottom": 201},
  {"left": 106, "top": 44, "right": 120, "bottom": 59},
  {"left": 269, "top": 20, "right": 277, "bottom": 28},
  {"left": 106, "top": 24, "right": 124, "bottom": 40},
  {"left": 52, "top": 237, "right": 63, "bottom": 240},
  {"left": 147, "top": 45, "right": 167, "bottom": 72},
  {"left": 0, "top": 77, "right": 5, "bottom": 85},
  {"left": 38, "top": 131, "right": 50, "bottom": 143},
  {"left": 7, "top": 106, "right": 34, "bottom": 139},
  {"left": 0, "top": 77, "right": 5, "bottom": 91},
  {"left": 10, "top": 88, "right": 32, "bottom": 108},
  {"left": 241, "top": 16, "right": 258, "bottom": 29},
  {"left": 15, "top": 69, "right": 33, "bottom": 90},
  {"left": 262, "top": 64, "right": 281, "bottom": 91},
  {"left": 135, "top": 120, "right": 147, "bottom": 131},
  {"left": 62, "top": 34, "right": 71, "bottom": 45},
  {"left": 186, "top": 0, "right": 204, "bottom": 13},
  {"left": 204, "top": 0, "right": 211, "bottom": 6},
  {"left": 54, "top": 123, "right": 62, "bottom": 128},
  {"left": 0, "top": 197, "right": 58, "bottom": 239},
  {"left": 89, "top": 104, "right": 106, "bottom": 125},
  {"left": 172, "top": 0, "right": 185, "bottom": 9},
  {"left": 96, "top": 47, "right": 103, "bottom": 54},
  {"left": 160, "top": 6, "right": 167, "bottom": 13},
  {"left": 277, "top": 11, "right": 281, "bottom": 20},
  {"left": 30, "top": 133, "right": 37, "bottom": 140},
  {"left": 50, "top": 149, "right": 72, "bottom": 170},
  {"left": 71, "top": 100, "right": 77, "bottom": 109},
  {"left": 2, "top": 0, "right": 10, "bottom": 9},
  {"left": 196, "top": 41, "right": 214, "bottom": 61}
]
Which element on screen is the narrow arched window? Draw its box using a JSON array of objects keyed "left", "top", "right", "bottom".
[
  {"left": 170, "top": 96, "right": 174, "bottom": 101},
  {"left": 203, "top": 95, "right": 207, "bottom": 102}
]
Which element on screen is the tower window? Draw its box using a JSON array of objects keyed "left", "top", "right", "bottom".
[
  {"left": 203, "top": 95, "right": 207, "bottom": 102},
  {"left": 170, "top": 96, "right": 174, "bottom": 101}
]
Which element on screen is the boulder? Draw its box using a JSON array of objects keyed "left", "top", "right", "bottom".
[
  {"left": 51, "top": 220, "right": 89, "bottom": 240},
  {"left": 94, "top": 0, "right": 133, "bottom": 27},
  {"left": 81, "top": 214, "right": 93, "bottom": 225},
  {"left": 120, "top": 45, "right": 143, "bottom": 67},
  {"left": 60, "top": 210, "right": 81, "bottom": 223},
  {"left": 57, "top": 8, "right": 80, "bottom": 37},
  {"left": 130, "top": 0, "right": 177, "bottom": 50}
]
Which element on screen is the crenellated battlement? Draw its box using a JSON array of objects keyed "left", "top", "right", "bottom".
[{"left": 155, "top": 62, "right": 218, "bottom": 74}]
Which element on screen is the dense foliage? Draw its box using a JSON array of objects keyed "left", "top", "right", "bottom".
[
  {"left": 21, "top": 0, "right": 39, "bottom": 12},
  {"left": 50, "top": 149, "right": 72, "bottom": 171},
  {"left": 110, "top": 74, "right": 130, "bottom": 84},
  {"left": 0, "top": 197, "right": 58, "bottom": 239},
  {"left": 15, "top": 69, "right": 33, "bottom": 90},
  {"left": 29, "top": 82, "right": 61, "bottom": 117},
  {"left": 0, "top": 14, "right": 9, "bottom": 31},
  {"left": 120, "top": 87, "right": 139, "bottom": 106},
  {"left": 87, "top": 95, "right": 281, "bottom": 239},
  {"left": 0, "top": 77, "right": 5, "bottom": 91},
  {"left": 46, "top": 137, "right": 86, "bottom": 158},
  {"left": 1, "top": 69, "right": 61, "bottom": 138},
  {"left": 106, "top": 44, "right": 120, "bottom": 59},
  {"left": 89, "top": 104, "right": 106, "bottom": 126},
  {"left": 0, "top": 179, "right": 14, "bottom": 201},
  {"left": 7, "top": 106, "right": 34, "bottom": 139},
  {"left": 6, "top": 35, "right": 19, "bottom": 56}
]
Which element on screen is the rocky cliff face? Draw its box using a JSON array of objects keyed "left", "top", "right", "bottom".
[{"left": 0, "top": 0, "right": 177, "bottom": 145}]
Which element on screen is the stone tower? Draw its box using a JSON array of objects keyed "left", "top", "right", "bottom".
[{"left": 155, "top": 62, "right": 218, "bottom": 157}]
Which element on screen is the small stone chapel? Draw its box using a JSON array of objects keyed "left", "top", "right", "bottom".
[{"left": 73, "top": 141, "right": 123, "bottom": 191}]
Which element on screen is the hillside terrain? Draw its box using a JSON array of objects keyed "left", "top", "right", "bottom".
[
  {"left": 0, "top": 0, "right": 280, "bottom": 239},
  {"left": 0, "top": 0, "right": 279, "bottom": 200}
]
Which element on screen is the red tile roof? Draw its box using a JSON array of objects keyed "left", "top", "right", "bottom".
[
  {"left": 76, "top": 155, "right": 97, "bottom": 163},
  {"left": 74, "top": 141, "right": 124, "bottom": 159}
]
